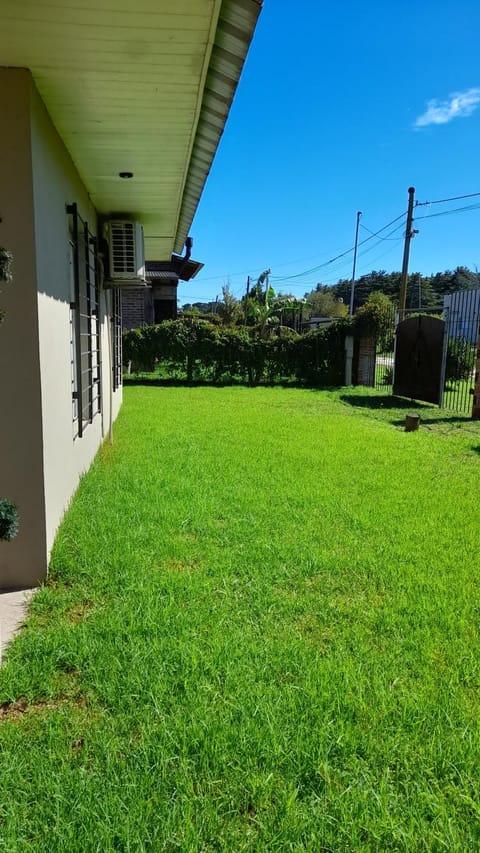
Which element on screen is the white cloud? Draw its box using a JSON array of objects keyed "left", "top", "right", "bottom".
[{"left": 414, "top": 88, "right": 480, "bottom": 128}]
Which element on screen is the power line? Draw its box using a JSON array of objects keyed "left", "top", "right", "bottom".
[
  {"left": 415, "top": 191, "right": 480, "bottom": 207},
  {"left": 270, "top": 210, "right": 407, "bottom": 282},
  {"left": 171, "top": 192, "right": 480, "bottom": 297},
  {"left": 356, "top": 222, "right": 406, "bottom": 256},
  {"left": 360, "top": 222, "right": 405, "bottom": 241},
  {"left": 278, "top": 220, "right": 408, "bottom": 291},
  {"left": 179, "top": 209, "right": 409, "bottom": 293},
  {"left": 356, "top": 238, "right": 407, "bottom": 274},
  {"left": 414, "top": 202, "right": 480, "bottom": 221}
]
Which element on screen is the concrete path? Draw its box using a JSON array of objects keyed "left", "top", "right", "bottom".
[{"left": 0, "top": 589, "right": 34, "bottom": 664}]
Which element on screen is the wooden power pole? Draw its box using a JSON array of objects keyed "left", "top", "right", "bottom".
[
  {"left": 349, "top": 211, "right": 362, "bottom": 316},
  {"left": 398, "top": 187, "right": 416, "bottom": 322}
]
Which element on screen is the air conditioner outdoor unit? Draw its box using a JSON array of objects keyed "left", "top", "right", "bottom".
[{"left": 104, "top": 220, "right": 146, "bottom": 285}]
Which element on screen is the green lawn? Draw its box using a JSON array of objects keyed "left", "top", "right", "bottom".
[{"left": 1, "top": 386, "right": 480, "bottom": 851}]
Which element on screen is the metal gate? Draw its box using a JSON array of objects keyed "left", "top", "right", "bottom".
[
  {"left": 374, "top": 293, "right": 480, "bottom": 414},
  {"left": 393, "top": 314, "right": 445, "bottom": 404}
]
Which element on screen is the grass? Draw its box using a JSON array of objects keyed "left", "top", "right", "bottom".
[{"left": 1, "top": 385, "right": 480, "bottom": 851}]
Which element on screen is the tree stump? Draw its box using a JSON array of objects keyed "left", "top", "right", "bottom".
[{"left": 405, "top": 413, "right": 420, "bottom": 432}]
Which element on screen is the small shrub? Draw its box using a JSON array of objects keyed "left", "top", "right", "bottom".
[
  {"left": 0, "top": 499, "right": 19, "bottom": 541},
  {"left": 382, "top": 366, "right": 393, "bottom": 385},
  {"left": 445, "top": 337, "right": 476, "bottom": 382}
]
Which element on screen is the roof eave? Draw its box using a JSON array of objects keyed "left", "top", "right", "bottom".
[{"left": 173, "top": 0, "right": 262, "bottom": 255}]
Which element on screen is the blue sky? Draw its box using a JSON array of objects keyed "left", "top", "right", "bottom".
[{"left": 180, "top": 0, "right": 480, "bottom": 305}]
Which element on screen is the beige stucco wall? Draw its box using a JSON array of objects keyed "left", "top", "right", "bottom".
[
  {"left": 0, "top": 69, "right": 122, "bottom": 588},
  {"left": 0, "top": 69, "right": 47, "bottom": 588},
  {"left": 30, "top": 81, "right": 122, "bottom": 558}
]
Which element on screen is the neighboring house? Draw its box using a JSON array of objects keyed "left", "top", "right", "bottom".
[
  {"left": 443, "top": 289, "right": 480, "bottom": 344},
  {"left": 0, "top": 1, "right": 261, "bottom": 588},
  {"left": 302, "top": 316, "right": 335, "bottom": 332},
  {"left": 122, "top": 258, "right": 204, "bottom": 330}
]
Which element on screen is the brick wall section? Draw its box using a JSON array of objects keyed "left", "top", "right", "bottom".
[
  {"left": 356, "top": 336, "right": 376, "bottom": 386},
  {"left": 121, "top": 290, "right": 147, "bottom": 330}
]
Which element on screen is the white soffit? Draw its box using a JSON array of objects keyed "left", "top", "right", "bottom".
[{"left": 0, "top": 0, "right": 261, "bottom": 259}]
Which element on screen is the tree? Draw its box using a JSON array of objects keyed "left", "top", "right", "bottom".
[
  {"left": 353, "top": 292, "right": 395, "bottom": 352},
  {"left": 217, "top": 284, "right": 241, "bottom": 326},
  {"left": 303, "top": 286, "right": 347, "bottom": 319},
  {"left": 311, "top": 266, "right": 479, "bottom": 313},
  {"left": 405, "top": 273, "right": 441, "bottom": 312}
]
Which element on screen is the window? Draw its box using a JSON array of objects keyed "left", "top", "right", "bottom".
[{"left": 67, "top": 203, "right": 101, "bottom": 439}]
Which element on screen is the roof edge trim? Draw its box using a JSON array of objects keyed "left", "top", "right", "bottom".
[{"left": 173, "top": 0, "right": 262, "bottom": 254}]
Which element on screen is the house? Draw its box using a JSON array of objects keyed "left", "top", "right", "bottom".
[
  {"left": 0, "top": 0, "right": 262, "bottom": 589},
  {"left": 443, "top": 288, "right": 480, "bottom": 344},
  {"left": 302, "top": 316, "right": 335, "bottom": 332},
  {"left": 122, "top": 257, "right": 204, "bottom": 330}
]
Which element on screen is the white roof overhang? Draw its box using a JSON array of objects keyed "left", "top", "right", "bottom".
[{"left": 0, "top": 0, "right": 261, "bottom": 258}]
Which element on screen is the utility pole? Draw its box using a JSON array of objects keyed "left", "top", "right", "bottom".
[
  {"left": 398, "top": 187, "right": 416, "bottom": 322},
  {"left": 349, "top": 211, "right": 362, "bottom": 316}
]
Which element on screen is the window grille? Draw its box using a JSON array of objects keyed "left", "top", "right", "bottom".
[{"left": 67, "top": 203, "right": 101, "bottom": 439}]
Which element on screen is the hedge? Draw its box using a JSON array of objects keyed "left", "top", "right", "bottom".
[{"left": 123, "top": 318, "right": 355, "bottom": 386}]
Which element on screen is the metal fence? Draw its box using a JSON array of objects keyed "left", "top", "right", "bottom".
[
  {"left": 441, "top": 289, "right": 480, "bottom": 414},
  {"left": 374, "top": 306, "right": 396, "bottom": 390}
]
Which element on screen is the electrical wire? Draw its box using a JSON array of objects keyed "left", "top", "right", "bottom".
[
  {"left": 360, "top": 222, "right": 405, "bottom": 241},
  {"left": 271, "top": 217, "right": 407, "bottom": 288},
  {"left": 178, "top": 210, "right": 409, "bottom": 295},
  {"left": 356, "top": 239, "right": 406, "bottom": 274},
  {"left": 414, "top": 202, "right": 480, "bottom": 221},
  {"left": 355, "top": 222, "right": 406, "bottom": 257},
  {"left": 415, "top": 191, "right": 480, "bottom": 207},
  {"left": 269, "top": 210, "right": 407, "bottom": 283},
  {"left": 159, "top": 193, "right": 480, "bottom": 297}
]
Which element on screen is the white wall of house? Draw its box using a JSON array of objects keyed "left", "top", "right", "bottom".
[
  {"left": 0, "top": 69, "right": 122, "bottom": 588},
  {"left": 0, "top": 69, "right": 47, "bottom": 588}
]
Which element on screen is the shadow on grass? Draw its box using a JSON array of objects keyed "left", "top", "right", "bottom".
[
  {"left": 340, "top": 394, "right": 480, "bottom": 429},
  {"left": 339, "top": 394, "right": 419, "bottom": 410},
  {"left": 411, "top": 415, "right": 473, "bottom": 425}
]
